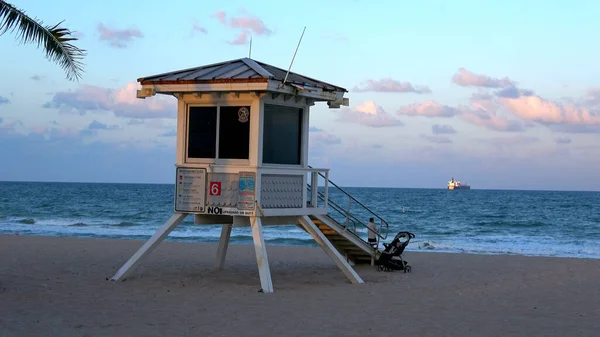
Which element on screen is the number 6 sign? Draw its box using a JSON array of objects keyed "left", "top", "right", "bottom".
[{"left": 209, "top": 181, "right": 221, "bottom": 196}]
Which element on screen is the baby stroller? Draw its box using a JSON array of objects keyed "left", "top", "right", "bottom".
[{"left": 376, "top": 231, "right": 415, "bottom": 273}]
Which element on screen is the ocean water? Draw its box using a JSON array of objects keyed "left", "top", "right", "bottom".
[{"left": 1, "top": 181, "right": 599, "bottom": 259}]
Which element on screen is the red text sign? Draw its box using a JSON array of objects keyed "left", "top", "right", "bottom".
[{"left": 209, "top": 181, "right": 222, "bottom": 196}]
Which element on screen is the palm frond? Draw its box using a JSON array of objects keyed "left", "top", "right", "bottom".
[{"left": 0, "top": 0, "right": 86, "bottom": 82}]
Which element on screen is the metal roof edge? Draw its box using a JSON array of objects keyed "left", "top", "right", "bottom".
[
  {"left": 137, "top": 58, "right": 248, "bottom": 82},
  {"left": 253, "top": 60, "right": 348, "bottom": 92},
  {"left": 240, "top": 58, "right": 274, "bottom": 78}
]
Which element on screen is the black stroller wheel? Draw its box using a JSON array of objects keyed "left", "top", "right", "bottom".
[{"left": 404, "top": 265, "right": 412, "bottom": 273}]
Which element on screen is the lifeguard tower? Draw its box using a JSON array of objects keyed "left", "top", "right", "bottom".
[{"left": 111, "top": 58, "right": 390, "bottom": 293}]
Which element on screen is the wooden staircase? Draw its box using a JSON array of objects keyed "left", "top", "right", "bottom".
[{"left": 299, "top": 214, "right": 379, "bottom": 266}]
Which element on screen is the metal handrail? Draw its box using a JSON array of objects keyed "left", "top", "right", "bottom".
[
  {"left": 307, "top": 185, "right": 389, "bottom": 247},
  {"left": 314, "top": 188, "right": 388, "bottom": 241},
  {"left": 307, "top": 167, "right": 390, "bottom": 243}
]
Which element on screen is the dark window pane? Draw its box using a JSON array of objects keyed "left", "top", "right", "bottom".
[
  {"left": 262, "top": 104, "right": 302, "bottom": 165},
  {"left": 187, "top": 106, "right": 217, "bottom": 159},
  {"left": 219, "top": 106, "right": 250, "bottom": 159}
]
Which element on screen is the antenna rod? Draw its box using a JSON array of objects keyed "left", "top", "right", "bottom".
[
  {"left": 282, "top": 26, "right": 306, "bottom": 85},
  {"left": 249, "top": 36, "right": 252, "bottom": 58}
]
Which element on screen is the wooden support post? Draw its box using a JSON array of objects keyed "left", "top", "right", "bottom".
[
  {"left": 111, "top": 213, "right": 188, "bottom": 281},
  {"left": 298, "top": 215, "right": 364, "bottom": 284},
  {"left": 250, "top": 216, "right": 274, "bottom": 293},
  {"left": 214, "top": 223, "right": 233, "bottom": 271}
]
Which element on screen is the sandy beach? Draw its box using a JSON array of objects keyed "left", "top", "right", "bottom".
[{"left": 1, "top": 234, "right": 598, "bottom": 337}]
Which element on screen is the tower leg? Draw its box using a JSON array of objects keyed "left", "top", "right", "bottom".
[
  {"left": 111, "top": 213, "right": 188, "bottom": 281},
  {"left": 298, "top": 215, "right": 364, "bottom": 284},
  {"left": 214, "top": 223, "right": 233, "bottom": 271},
  {"left": 250, "top": 216, "right": 273, "bottom": 293}
]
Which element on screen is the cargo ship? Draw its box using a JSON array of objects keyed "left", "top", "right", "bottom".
[{"left": 447, "top": 177, "right": 470, "bottom": 190}]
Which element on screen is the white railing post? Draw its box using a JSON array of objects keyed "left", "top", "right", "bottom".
[
  {"left": 324, "top": 170, "right": 329, "bottom": 209},
  {"left": 310, "top": 171, "right": 318, "bottom": 208}
]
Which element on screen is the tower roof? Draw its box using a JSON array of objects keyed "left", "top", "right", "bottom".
[{"left": 138, "top": 58, "right": 347, "bottom": 93}]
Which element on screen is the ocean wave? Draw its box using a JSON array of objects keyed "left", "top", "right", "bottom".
[
  {"left": 106, "top": 221, "right": 138, "bottom": 227},
  {"left": 473, "top": 220, "right": 549, "bottom": 229}
]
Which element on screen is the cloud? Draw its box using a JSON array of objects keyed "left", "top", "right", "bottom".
[
  {"left": 339, "top": 101, "right": 404, "bottom": 127},
  {"left": 310, "top": 129, "right": 342, "bottom": 145},
  {"left": 0, "top": 96, "right": 9, "bottom": 104},
  {"left": 555, "top": 136, "right": 572, "bottom": 144},
  {"left": 546, "top": 124, "right": 600, "bottom": 133},
  {"left": 353, "top": 78, "right": 431, "bottom": 94},
  {"left": 458, "top": 109, "right": 526, "bottom": 132},
  {"left": 452, "top": 67, "right": 515, "bottom": 88},
  {"left": 0, "top": 130, "right": 176, "bottom": 183},
  {"left": 500, "top": 95, "right": 600, "bottom": 126},
  {"left": 431, "top": 124, "right": 456, "bottom": 135},
  {"left": 96, "top": 23, "right": 144, "bottom": 48},
  {"left": 0, "top": 116, "right": 3, "bottom": 124},
  {"left": 30, "top": 75, "right": 45, "bottom": 81},
  {"left": 213, "top": 10, "right": 272, "bottom": 45},
  {"left": 309, "top": 126, "right": 322, "bottom": 132},
  {"left": 229, "top": 31, "right": 250, "bottom": 45},
  {"left": 43, "top": 82, "right": 176, "bottom": 119},
  {"left": 192, "top": 20, "right": 207, "bottom": 34},
  {"left": 397, "top": 101, "right": 458, "bottom": 118},
  {"left": 128, "top": 119, "right": 145, "bottom": 125},
  {"left": 584, "top": 88, "right": 600, "bottom": 106},
  {"left": 420, "top": 134, "right": 453, "bottom": 144},
  {"left": 0, "top": 119, "right": 24, "bottom": 134},
  {"left": 448, "top": 69, "right": 600, "bottom": 132},
  {"left": 87, "top": 120, "right": 120, "bottom": 130}
]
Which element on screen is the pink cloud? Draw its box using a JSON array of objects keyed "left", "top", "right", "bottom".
[
  {"left": 229, "top": 31, "right": 250, "bottom": 45},
  {"left": 213, "top": 9, "right": 272, "bottom": 44},
  {"left": 397, "top": 101, "right": 458, "bottom": 118},
  {"left": 458, "top": 109, "right": 525, "bottom": 132},
  {"left": 192, "top": 20, "right": 207, "bottom": 34},
  {"left": 353, "top": 78, "right": 431, "bottom": 94},
  {"left": 309, "top": 128, "right": 342, "bottom": 145},
  {"left": 43, "top": 82, "right": 176, "bottom": 119},
  {"left": 500, "top": 95, "right": 600, "bottom": 125},
  {"left": 452, "top": 67, "right": 514, "bottom": 88},
  {"left": 339, "top": 101, "right": 404, "bottom": 127},
  {"left": 397, "top": 95, "right": 525, "bottom": 132},
  {"left": 96, "top": 23, "right": 143, "bottom": 48}
]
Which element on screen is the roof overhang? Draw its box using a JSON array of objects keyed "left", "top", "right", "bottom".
[{"left": 136, "top": 80, "right": 349, "bottom": 106}]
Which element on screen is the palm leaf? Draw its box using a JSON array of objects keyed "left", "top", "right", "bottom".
[{"left": 0, "top": 0, "right": 86, "bottom": 81}]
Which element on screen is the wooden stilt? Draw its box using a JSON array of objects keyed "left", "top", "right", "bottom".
[
  {"left": 111, "top": 213, "right": 188, "bottom": 281},
  {"left": 250, "top": 216, "right": 274, "bottom": 293},
  {"left": 214, "top": 223, "right": 233, "bottom": 271},
  {"left": 298, "top": 215, "right": 364, "bottom": 284}
]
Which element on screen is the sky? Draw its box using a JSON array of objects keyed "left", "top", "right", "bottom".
[{"left": 1, "top": 0, "right": 600, "bottom": 191}]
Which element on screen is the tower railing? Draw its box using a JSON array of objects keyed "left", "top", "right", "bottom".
[{"left": 306, "top": 168, "right": 389, "bottom": 248}]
